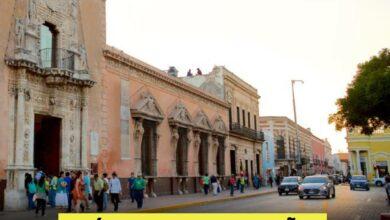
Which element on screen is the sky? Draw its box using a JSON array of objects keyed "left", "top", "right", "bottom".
[{"left": 106, "top": 0, "right": 390, "bottom": 153}]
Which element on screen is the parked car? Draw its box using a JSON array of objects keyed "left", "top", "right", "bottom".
[
  {"left": 373, "top": 177, "right": 385, "bottom": 186},
  {"left": 298, "top": 175, "right": 336, "bottom": 199},
  {"left": 350, "top": 175, "right": 370, "bottom": 191},
  {"left": 278, "top": 176, "right": 302, "bottom": 195}
]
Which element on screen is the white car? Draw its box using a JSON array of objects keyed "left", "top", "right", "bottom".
[{"left": 373, "top": 177, "right": 385, "bottom": 186}]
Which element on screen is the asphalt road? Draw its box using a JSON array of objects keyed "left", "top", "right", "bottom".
[{"left": 166, "top": 185, "right": 390, "bottom": 220}]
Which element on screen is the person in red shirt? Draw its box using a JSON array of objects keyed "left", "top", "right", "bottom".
[{"left": 229, "top": 174, "right": 236, "bottom": 196}]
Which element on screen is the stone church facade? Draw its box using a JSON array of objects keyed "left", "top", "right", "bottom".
[{"left": 0, "top": 0, "right": 262, "bottom": 210}]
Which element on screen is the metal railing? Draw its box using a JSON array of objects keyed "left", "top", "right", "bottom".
[
  {"left": 39, "top": 48, "right": 75, "bottom": 71},
  {"left": 230, "top": 123, "right": 264, "bottom": 141}
]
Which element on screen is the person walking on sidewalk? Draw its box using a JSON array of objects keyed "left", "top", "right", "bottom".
[
  {"left": 202, "top": 173, "right": 210, "bottom": 195},
  {"left": 73, "top": 171, "right": 86, "bottom": 213},
  {"left": 83, "top": 171, "right": 92, "bottom": 210},
  {"left": 35, "top": 174, "right": 48, "bottom": 216},
  {"left": 109, "top": 172, "right": 122, "bottom": 212},
  {"left": 268, "top": 175, "right": 274, "bottom": 187},
  {"left": 48, "top": 175, "right": 58, "bottom": 208},
  {"left": 253, "top": 174, "right": 260, "bottom": 190},
  {"left": 64, "top": 172, "right": 72, "bottom": 212},
  {"left": 210, "top": 175, "right": 218, "bottom": 196},
  {"left": 55, "top": 172, "right": 69, "bottom": 209},
  {"left": 102, "top": 173, "right": 110, "bottom": 210},
  {"left": 93, "top": 174, "right": 104, "bottom": 212},
  {"left": 133, "top": 174, "right": 146, "bottom": 209},
  {"left": 229, "top": 174, "right": 236, "bottom": 196},
  {"left": 127, "top": 172, "right": 136, "bottom": 203},
  {"left": 239, "top": 175, "right": 246, "bottom": 193},
  {"left": 25, "top": 173, "right": 36, "bottom": 210}
]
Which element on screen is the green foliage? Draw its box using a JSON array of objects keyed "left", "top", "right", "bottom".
[{"left": 329, "top": 48, "right": 390, "bottom": 135}]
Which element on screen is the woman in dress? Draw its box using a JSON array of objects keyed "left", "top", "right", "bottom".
[
  {"left": 55, "top": 171, "right": 68, "bottom": 209},
  {"left": 72, "top": 171, "right": 86, "bottom": 212}
]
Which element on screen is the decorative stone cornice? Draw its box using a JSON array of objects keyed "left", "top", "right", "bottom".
[
  {"left": 168, "top": 102, "right": 193, "bottom": 128},
  {"left": 103, "top": 46, "right": 230, "bottom": 109},
  {"left": 193, "top": 110, "right": 213, "bottom": 132},
  {"left": 5, "top": 58, "right": 95, "bottom": 88},
  {"left": 131, "top": 90, "right": 164, "bottom": 122},
  {"left": 212, "top": 115, "right": 228, "bottom": 136}
]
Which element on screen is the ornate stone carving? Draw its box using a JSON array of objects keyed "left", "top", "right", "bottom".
[
  {"left": 78, "top": 45, "right": 88, "bottom": 71},
  {"left": 134, "top": 119, "right": 144, "bottom": 140},
  {"left": 213, "top": 115, "right": 228, "bottom": 135},
  {"left": 193, "top": 110, "right": 212, "bottom": 132},
  {"left": 49, "top": 96, "right": 56, "bottom": 105},
  {"left": 24, "top": 129, "right": 30, "bottom": 140},
  {"left": 24, "top": 89, "right": 31, "bottom": 101},
  {"left": 193, "top": 132, "right": 201, "bottom": 150},
  {"left": 15, "top": 19, "right": 25, "bottom": 48},
  {"left": 70, "top": 135, "right": 75, "bottom": 143},
  {"left": 131, "top": 91, "right": 164, "bottom": 122},
  {"left": 171, "top": 126, "right": 179, "bottom": 149},
  {"left": 28, "top": 0, "right": 37, "bottom": 22},
  {"left": 70, "top": 99, "right": 77, "bottom": 109},
  {"left": 168, "top": 102, "right": 193, "bottom": 127},
  {"left": 225, "top": 88, "right": 233, "bottom": 104},
  {"left": 187, "top": 128, "right": 193, "bottom": 143}
]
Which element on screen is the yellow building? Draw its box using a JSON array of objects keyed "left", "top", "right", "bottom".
[{"left": 347, "top": 128, "right": 390, "bottom": 181}]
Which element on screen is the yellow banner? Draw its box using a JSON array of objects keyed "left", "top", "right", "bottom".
[{"left": 59, "top": 213, "right": 327, "bottom": 220}]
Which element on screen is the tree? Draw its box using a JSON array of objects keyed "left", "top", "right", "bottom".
[{"left": 329, "top": 48, "right": 390, "bottom": 135}]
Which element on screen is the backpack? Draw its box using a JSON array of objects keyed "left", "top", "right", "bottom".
[{"left": 103, "top": 180, "right": 109, "bottom": 192}]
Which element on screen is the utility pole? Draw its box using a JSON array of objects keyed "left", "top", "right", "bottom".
[{"left": 291, "top": 80, "right": 304, "bottom": 175}]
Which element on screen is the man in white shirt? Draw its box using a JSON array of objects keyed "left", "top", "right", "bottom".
[{"left": 109, "top": 172, "right": 122, "bottom": 212}]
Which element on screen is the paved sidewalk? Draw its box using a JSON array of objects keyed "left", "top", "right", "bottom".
[
  {"left": 0, "top": 186, "right": 277, "bottom": 219},
  {"left": 131, "top": 186, "right": 277, "bottom": 212}
]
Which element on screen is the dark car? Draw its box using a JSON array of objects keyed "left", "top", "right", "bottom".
[
  {"left": 329, "top": 175, "right": 339, "bottom": 185},
  {"left": 350, "top": 175, "right": 369, "bottom": 191},
  {"left": 298, "top": 175, "right": 336, "bottom": 199},
  {"left": 278, "top": 176, "right": 302, "bottom": 195}
]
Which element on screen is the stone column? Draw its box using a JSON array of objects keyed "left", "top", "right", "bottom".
[
  {"left": 348, "top": 151, "right": 353, "bottom": 174},
  {"left": 170, "top": 126, "right": 179, "bottom": 177},
  {"left": 15, "top": 74, "right": 26, "bottom": 167},
  {"left": 208, "top": 134, "right": 214, "bottom": 175},
  {"left": 193, "top": 132, "right": 201, "bottom": 176},
  {"left": 133, "top": 119, "right": 144, "bottom": 175},
  {"left": 80, "top": 88, "right": 88, "bottom": 169},
  {"left": 356, "top": 150, "right": 362, "bottom": 175},
  {"left": 5, "top": 69, "right": 34, "bottom": 210}
]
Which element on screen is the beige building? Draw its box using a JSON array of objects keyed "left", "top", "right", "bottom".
[
  {"left": 259, "top": 116, "right": 313, "bottom": 176},
  {"left": 182, "top": 66, "right": 263, "bottom": 179}
]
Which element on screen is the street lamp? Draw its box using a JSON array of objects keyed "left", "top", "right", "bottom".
[{"left": 291, "top": 79, "right": 304, "bottom": 175}]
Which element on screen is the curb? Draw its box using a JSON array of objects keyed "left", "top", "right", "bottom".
[{"left": 131, "top": 189, "right": 277, "bottom": 213}]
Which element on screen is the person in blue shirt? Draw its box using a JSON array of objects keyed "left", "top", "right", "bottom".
[
  {"left": 83, "top": 171, "right": 91, "bottom": 210},
  {"left": 64, "top": 172, "right": 72, "bottom": 212},
  {"left": 25, "top": 173, "right": 36, "bottom": 210},
  {"left": 127, "top": 172, "right": 136, "bottom": 203}
]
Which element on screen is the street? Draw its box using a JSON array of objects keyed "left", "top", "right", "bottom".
[
  {"left": 0, "top": 185, "right": 388, "bottom": 220},
  {"left": 166, "top": 185, "right": 390, "bottom": 220}
]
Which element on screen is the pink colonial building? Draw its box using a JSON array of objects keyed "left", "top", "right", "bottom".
[
  {"left": 0, "top": 0, "right": 263, "bottom": 210},
  {"left": 311, "top": 136, "right": 326, "bottom": 174}
]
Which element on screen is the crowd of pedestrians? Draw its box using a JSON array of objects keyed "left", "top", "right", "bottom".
[
  {"left": 24, "top": 169, "right": 147, "bottom": 216},
  {"left": 25, "top": 168, "right": 281, "bottom": 215},
  {"left": 200, "top": 171, "right": 270, "bottom": 197}
]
